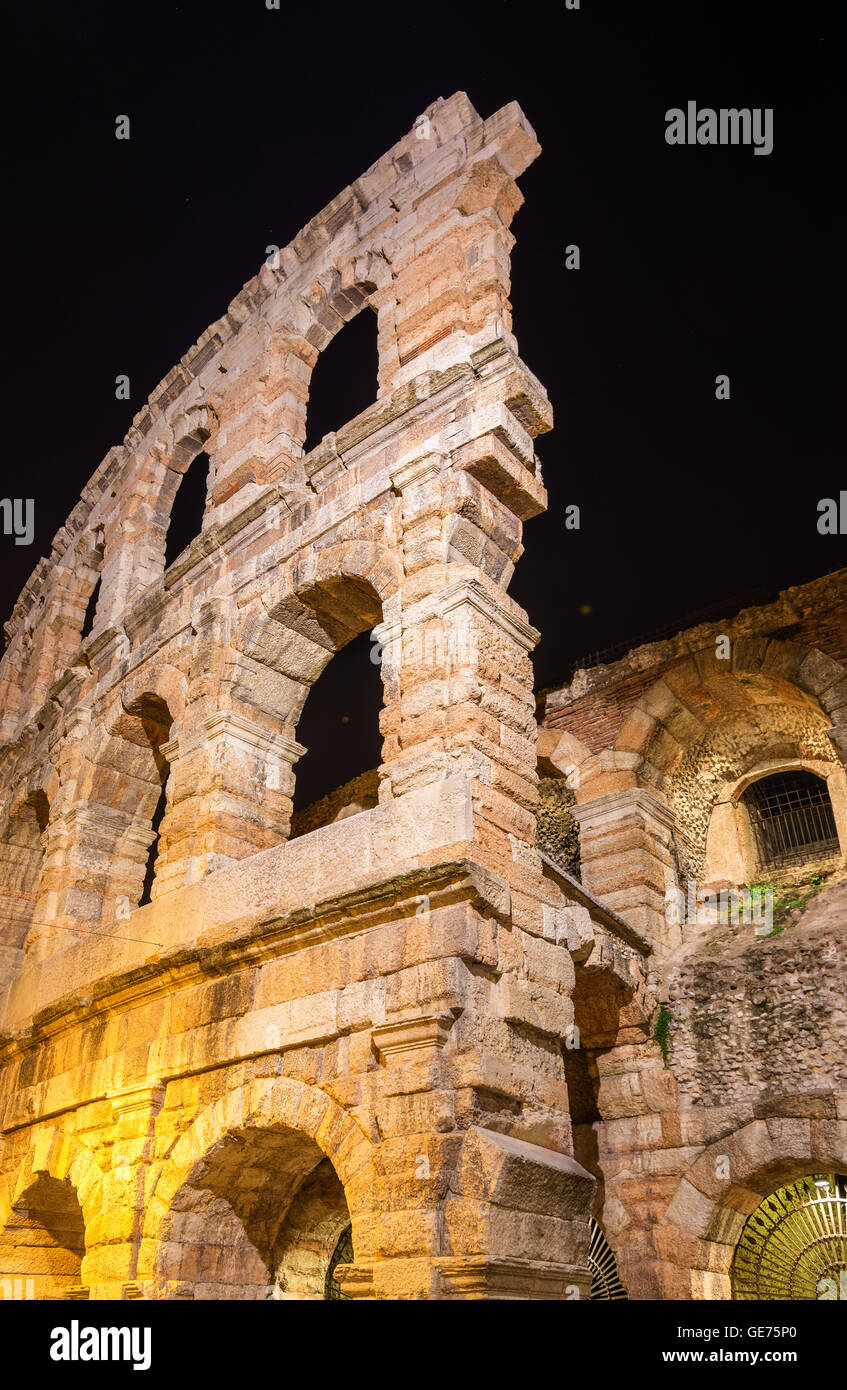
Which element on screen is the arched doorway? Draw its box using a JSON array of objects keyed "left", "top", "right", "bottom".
[
  {"left": 153, "top": 1125, "right": 353, "bottom": 1300},
  {"left": 0, "top": 1174, "right": 87, "bottom": 1300},
  {"left": 731, "top": 1173, "right": 847, "bottom": 1300}
]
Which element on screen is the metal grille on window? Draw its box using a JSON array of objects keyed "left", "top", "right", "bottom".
[
  {"left": 744, "top": 770, "right": 839, "bottom": 870},
  {"left": 324, "top": 1224, "right": 353, "bottom": 1301},
  {"left": 588, "top": 1218, "right": 628, "bottom": 1300},
  {"left": 732, "top": 1173, "right": 847, "bottom": 1300}
]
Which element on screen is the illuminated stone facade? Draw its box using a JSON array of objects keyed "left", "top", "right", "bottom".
[
  {"left": 1, "top": 92, "right": 844, "bottom": 1302},
  {"left": 0, "top": 95, "right": 655, "bottom": 1301}
]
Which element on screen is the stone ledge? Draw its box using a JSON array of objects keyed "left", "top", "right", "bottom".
[{"left": 0, "top": 776, "right": 511, "bottom": 1045}]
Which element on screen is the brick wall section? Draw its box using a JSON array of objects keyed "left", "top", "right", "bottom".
[{"left": 540, "top": 569, "right": 847, "bottom": 753}]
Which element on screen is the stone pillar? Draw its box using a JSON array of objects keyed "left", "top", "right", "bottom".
[
  {"left": 378, "top": 107, "right": 540, "bottom": 391},
  {"left": 378, "top": 446, "right": 540, "bottom": 847},
  {"left": 84, "top": 1081, "right": 165, "bottom": 1300},
  {"left": 592, "top": 1041, "right": 685, "bottom": 1301},
  {"left": 377, "top": 573, "right": 540, "bottom": 864},
  {"left": 205, "top": 321, "right": 315, "bottom": 524},
  {"left": 571, "top": 788, "right": 681, "bottom": 952},
  {"left": 153, "top": 712, "right": 305, "bottom": 895}
]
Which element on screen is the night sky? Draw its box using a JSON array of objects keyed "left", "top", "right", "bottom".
[{"left": 1, "top": 1, "right": 842, "bottom": 801}]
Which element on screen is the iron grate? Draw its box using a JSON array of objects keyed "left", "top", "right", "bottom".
[
  {"left": 732, "top": 1174, "right": 847, "bottom": 1300},
  {"left": 744, "top": 770, "right": 839, "bottom": 870}
]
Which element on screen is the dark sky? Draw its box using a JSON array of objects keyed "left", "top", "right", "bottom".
[{"left": 1, "top": 1, "right": 843, "bottom": 796}]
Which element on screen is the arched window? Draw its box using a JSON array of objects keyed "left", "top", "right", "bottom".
[
  {"left": 324, "top": 1224, "right": 353, "bottom": 1300},
  {"left": 303, "top": 309, "right": 378, "bottom": 454},
  {"left": 0, "top": 793, "right": 49, "bottom": 983},
  {"left": 164, "top": 451, "right": 209, "bottom": 570},
  {"left": 80, "top": 575, "right": 101, "bottom": 641},
  {"left": 122, "top": 694, "right": 173, "bottom": 908},
  {"left": 743, "top": 770, "right": 839, "bottom": 871},
  {"left": 290, "top": 630, "right": 383, "bottom": 836}
]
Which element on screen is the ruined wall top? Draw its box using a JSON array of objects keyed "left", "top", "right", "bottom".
[
  {"left": 541, "top": 567, "right": 847, "bottom": 746},
  {"left": 0, "top": 92, "right": 543, "bottom": 739}
]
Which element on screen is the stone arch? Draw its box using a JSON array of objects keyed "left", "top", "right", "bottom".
[
  {"left": 223, "top": 541, "right": 403, "bottom": 828},
  {"left": 137, "top": 412, "right": 215, "bottom": 573},
  {"left": 614, "top": 639, "right": 847, "bottom": 774},
  {"left": 563, "top": 947, "right": 654, "bottom": 1292},
  {"left": 704, "top": 756, "right": 847, "bottom": 885},
  {"left": 661, "top": 1114, "right": 847, "bottom": 1299},
  {"left": 274, "top": 244, "right": 395, "bottom": 445},
  {"left": 274, "top": 546, "right": 400, "bottom": 820},
  {"left": 0, "top": 1126, "right": 102, "bottom": 1299},
  {"left": 0, "top": 789, "right": 51, "bottom": 984},
  {"left": 36, "top": 684, "right": 181, "bottom": 932},
  {"left": 264, "top": 539, "right": 403, "bottom": 633},
  {"left": 1, "top": 94, "right": 537, "bottom": 732},
  {"left": 116, "top": 662, "right": 187, "bottom": 728},
  {"left": 608, "top": 642, "right": 847, "bottom": 883},
  {"left": 138, "top": 1076, "right": 378, "bottom": 1299},
  {"left": 670, "top": 701, "right": 842, "bottom": 883},
  {"left": 5, "top": 526, "right": 107, "bottom": 727}
]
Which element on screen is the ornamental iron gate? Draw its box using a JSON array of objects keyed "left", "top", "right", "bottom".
[
  {"left": 588, "top": 1218, "right": 628, "bottom": 1300},
  {"left": 731, "top": 1173, "right": 847, "bottom": 1300}
]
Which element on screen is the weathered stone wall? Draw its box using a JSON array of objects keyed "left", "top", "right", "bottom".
[
  {"left": 537, "top": 777, "right": 580, "bottom": 880},
  {"left": 664, "top": 880, "right": 847, "bottom": 1109},
  {"left": 535, "top": 573, "right": 847, "bottom": 1301},
  {"left": 0, "top": 94, "right": 656, "bottom": 1302},
  {"left": 2, "top": 91, "right": 843, "bottom": 1305}
]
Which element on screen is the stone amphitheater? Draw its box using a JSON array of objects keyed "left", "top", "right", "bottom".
[{"left": 0, "top": 93, "right": 844, "bottom": 1301}]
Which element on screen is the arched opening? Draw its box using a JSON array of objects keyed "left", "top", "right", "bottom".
[
  {"left": 303, "top": 309, "right": 378, "bottom": 454},
  {"left": 276, "top": 1163, "right": 352, "bottom": 1300},
  {"left": 291, "top": 629, "right": 383, "bottom": 831},
  {"left": 116, "top": 694, "right": 173, "bottom": 909},
  {"left": 0, "top": 1174, "right": 86, "bottom": 1300},
  {"left": 731, "top": 1173, "right": 847, "bottom": 1300},
  {"left": 139, "top": 781, "right": 168, "bottom": 907},
  {"left": 164, "top": 451, "right": 209, "bottom": 570},
  {"left": 0, "top": 793, "right": 49, "bottom": 986},
  {"left": 743, "top": 769, "right": 840, "bottom": 872},
  {"left": 79, "top": 575, "right": 101, "bottom": 642},
  {"left": 153, "top": 1126, "right": 352, "bottom": 1300},
  {"left": 324, "top": 1224, "right": 353, "bottom": 1301}
]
